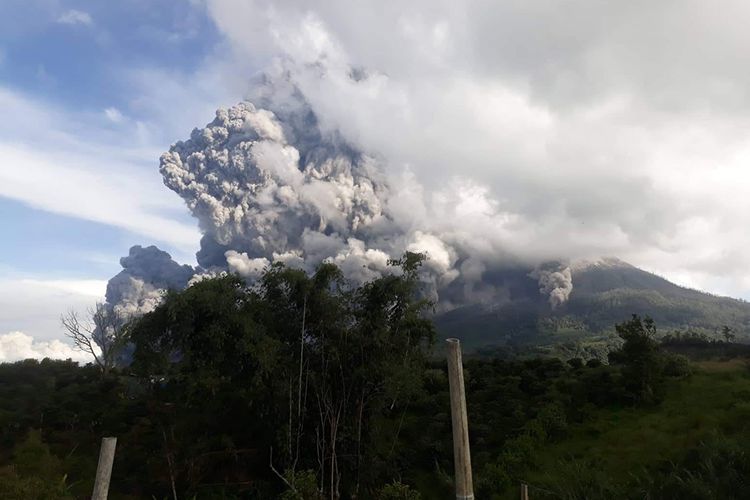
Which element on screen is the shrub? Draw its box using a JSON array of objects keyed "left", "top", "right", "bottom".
[
  {"left": 376, "top": 481, "right": 422, "bottom": 500},
  {"left": 663, "top": 354, "right": 692, "bottom": 378}
]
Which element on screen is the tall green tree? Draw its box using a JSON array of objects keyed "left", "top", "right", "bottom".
[
  {"left": 127, "top": 253, "right": 435, "bottom": 499},
  {"left": 610, "top": 315, "right": 665, "bottom": 403}
]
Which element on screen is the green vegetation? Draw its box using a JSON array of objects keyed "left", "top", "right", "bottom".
[
  {"left": 2, "top": 260, "right": 750, "bottom": 498},
  {"left": 437, "top": 262, "right": 750, "bottom": 354},
  {"left": 0, "top": 431, "right": 74, "bottom": 499},
  {"left": 524, "top": 361, "right": 750, "bottom": 498}
]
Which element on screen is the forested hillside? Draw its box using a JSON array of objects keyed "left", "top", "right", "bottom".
[
  {"left": 436, "top": 258, "right": 750, "bottom": 354},
  {"left": 2, "top": 258, "right": 750, "bottom": 498}
]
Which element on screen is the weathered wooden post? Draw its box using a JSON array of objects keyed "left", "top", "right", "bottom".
[
  {"left": 521, "top": 482, "right": 529, "bottom": 500},
  {"left": 446, "top": 338, "right": 474, "bottom": 500},
  {"left": 92, "top": 436, "right": 117, "bottom": 500}
]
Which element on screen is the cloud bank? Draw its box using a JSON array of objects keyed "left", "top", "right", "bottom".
[
  {"left": 201, "top": 0, "right": 750, "bottom": 298},
  {"left": 100, "top": 82, "right": 576, "bottom": 316},
  {"left": 98, "top": 0, "right": 750, "bottom": 321},
  {"left": 0, "top": 331, "right": 91, "bottom": 363},
  {"left": 0, "top": 87, "right": 201, "bottom": 252}
]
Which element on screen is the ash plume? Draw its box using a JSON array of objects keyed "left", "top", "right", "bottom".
[
  {"left": 101, "top": 80, "right": 575, "bottom": 324},
  {"left": 157, "top": 89, "right": 462, "bottom": 294},
  {"left": 93, "top": 245, "right": 195, "bottom": 360},
  {"left": 529, "top": 263, "right": 574, "bottom": 309},
  {"left": 159, "top": 99, "right": 389, "bottom": 272},
  {"left": 105, "top": 245, "right": 194, "bottom": 319}
]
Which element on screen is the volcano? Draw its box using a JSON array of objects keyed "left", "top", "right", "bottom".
[{"left": 435, "top": 258, "right": 750, "bottom": 356}]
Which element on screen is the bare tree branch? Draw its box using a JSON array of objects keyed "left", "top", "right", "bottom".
[{"left": 61, "top": 302, "right": 129, "bottom": 375}]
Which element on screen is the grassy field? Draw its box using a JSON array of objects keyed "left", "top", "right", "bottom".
[{"left": 524, "top": 359, "right": 750, "bottom": 497}]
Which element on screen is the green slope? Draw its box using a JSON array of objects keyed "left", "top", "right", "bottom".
[
  {"left": 435, "top": 259, "right": 750, "bottom": 353},
  {"left": 521, "top": 360, "right": 750, "bottom": 498}
]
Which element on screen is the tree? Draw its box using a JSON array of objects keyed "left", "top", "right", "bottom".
[
  {"left": 61, "top": 303, "right": 129, "bottom": 375},
  {"left": 722, "top": 325, "right": 736, "bottom": 343},
  {"left": 126, "top": 253, "right": 435, "bottom": 499},
  {"left": 610, "top": 315, "right": 665, "bottom": 403},
  {"left": 0, "top": 430, "right": 74, "bottom": 500}
]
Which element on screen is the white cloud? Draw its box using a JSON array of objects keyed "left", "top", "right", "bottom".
[
  {"left": 203, "top": 0, "right": 750, "bottom": 299},
  {"left": 20, "top": 279, "right": 107, "bottom": 298},
  {"left": 104, "top": 107, "right": 124, "bottom": 123},
  {"left": 0, "top": 277, "right": 99, "bottom": 365},
  {"left": 0, "top": 277, "right": 105, "bottom": 342},
  {"left": 0, "top": 143, "right": 200, "bottom": 248},
  {"left": 0, "top": 87, "right": 200, "bottom": 250},
  {"left": 0, "top": 331, "right": 92, "bottom": 363},
  {"left": 57, "top": 9, "right": 93, "bottom": 26}
]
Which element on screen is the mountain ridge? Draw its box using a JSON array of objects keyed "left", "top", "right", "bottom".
[{"left": 435, "top": 258, "right": 750, "bottom": 355}]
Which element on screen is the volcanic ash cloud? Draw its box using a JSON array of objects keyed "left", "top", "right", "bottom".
[
  {"left": 101, "top": 91, "right": 575, "bottom": 326},
  {"left": 105, "top": 245, "right": 195, "bottom": 319},
  {"left": 158, "top": 98, "right": 459, "bottom": 290},
  {"left": 529, "top": 264, "right": 574, "bottom": 309}
]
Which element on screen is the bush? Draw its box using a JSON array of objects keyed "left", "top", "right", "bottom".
[
  {"left": 0, "top": 467, "right": 73, "bottom": 500},
  {"left": 663, "top": 354, "right": 692, "bottom": 378},
  {"left": 541, "top": 458, "right": 626, "bottom": 500},
  {"left": 536, "top": 403, "right": 568, "bottom": 440},
  {"left": 279, "top": 470, "right": 323, "bottom": 500},
  {"left": 0, "top": 431, "right": 73, "bottom": 500},
  {"left": 376, "top": 481, "right": 422, "bottom": 500},
  {"left": 567, "top": 358, "right": 584, "bottom": 370},
  {"left": 585, "top": 358, "right": 602, "bottom": 368},
  {"left": 642, "top": 433, "right": 750, "bottom": 499}
]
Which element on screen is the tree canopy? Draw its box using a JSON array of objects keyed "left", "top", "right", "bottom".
[{"left": 127, "top": 253, "right": 435, "bottom": 498}]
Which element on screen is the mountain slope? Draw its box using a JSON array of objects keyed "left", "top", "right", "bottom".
[{"left": 435, "top": 258, "right": 750, "bottom": 354}]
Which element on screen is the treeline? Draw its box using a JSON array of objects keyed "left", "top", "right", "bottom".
[
  {"left": 661, "top": 328, "right": 750, "bottom": 360},
  {"left": 570, "top": 287, "right": 750, "bottom": 335},
  {"left": 0, "top": 258, "right": 747, "bottom": 498}
]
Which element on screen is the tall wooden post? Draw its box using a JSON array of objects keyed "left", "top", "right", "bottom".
[
  {"left": 92, "top": 437, "right": 117, "bottom": 500},
  {"left": 521, "top": 482, "right": 529, "bottom": 500},
  {"left": 446, "top": 338, "right": 474, "bottom": 500}
]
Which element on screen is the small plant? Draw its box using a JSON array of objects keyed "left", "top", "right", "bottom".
[
  {"left": 376, "top": 481, "right": 422, "bottom": 500},
  {"left": 279, "top": 470, "right": 323, "bottom": 500}
]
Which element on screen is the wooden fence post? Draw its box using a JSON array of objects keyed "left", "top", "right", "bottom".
[
  {"left": 92, "top": 436, "right": 117, "bottom": 500},
  {"left": 521, "top": 482, "right": 529, "bottom": 500},
  {"left": 446, "top": 338, "right": 474, "bottom": 500}
]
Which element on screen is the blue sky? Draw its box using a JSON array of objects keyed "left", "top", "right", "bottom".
[
  {"left": 1, "top": 1, "right": 219, "bottom": 108},
  {"left": 0, "top": 0, "right": 233, "bottom": 348}
]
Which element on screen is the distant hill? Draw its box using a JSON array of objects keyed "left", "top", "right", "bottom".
[{"left": 434, "top": 258, "right": 750, "bottom": 357}]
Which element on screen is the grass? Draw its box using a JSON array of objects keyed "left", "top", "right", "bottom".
[{"left": 528, "top": 359, "right": 750, "bottom": 488}]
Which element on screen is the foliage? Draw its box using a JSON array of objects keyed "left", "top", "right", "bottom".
[
  {"left": 279, "top": 470, "right": 323, "bottom": 500},
  {"left": 0, "top": 431, "right": 73, "bottom": 500},
  {"left": 609, "top": 315, "right": 666, "bottom": 403},
  {"left": 522, "top": 358, "right": 750, "bottom": 499},
  {"left": 663, "top": 353, "right": 692, "bottom": 378},
  {"left": 641, "top": 433, "right": 750, "bottom": 499},
  {"left": 436, "top": 261, "right": 750, "bottom": 354},
  {"left": 375, "top": 481, "right": 422, "bottom": 499},
  {"left": 5, "top": 283, "right": 750, "bottom": 499},
  {"left": 126, "top": 253, "right": 434, "bottom": 498}
]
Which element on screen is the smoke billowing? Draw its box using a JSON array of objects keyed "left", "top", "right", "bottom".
[
  {"left": 529, "top": 264, "right": 574, "bottom": 309},
  {"left": 159, "top": 97, "right": 396, "bottom": 282},
  {"left": 156, "top": 85, "right": 469, "bottom": 297},
  {"left": 105, "top": 245, "right": 194, "bottom": 320},
  {"left": 102, "top": 78, "right": 579, "bottom": 324}
]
